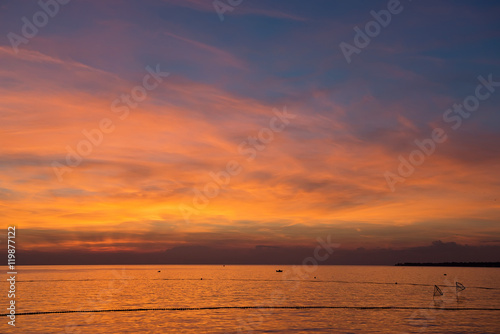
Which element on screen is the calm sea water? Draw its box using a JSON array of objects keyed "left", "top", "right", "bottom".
[{"left": 1, "top": 265, "right": 500, "bottom": 333}]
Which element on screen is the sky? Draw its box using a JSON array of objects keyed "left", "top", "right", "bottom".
[{"left": 1, "top": 0, "right": 500, "bottom": 264}]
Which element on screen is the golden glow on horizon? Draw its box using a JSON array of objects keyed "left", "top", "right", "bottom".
[{"left": 1, "top": 33, "right": 499, "bottom": 253}]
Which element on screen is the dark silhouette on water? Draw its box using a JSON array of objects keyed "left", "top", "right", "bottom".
[{"left": 395, "top": 262, "right": 500, "bottom": 267}]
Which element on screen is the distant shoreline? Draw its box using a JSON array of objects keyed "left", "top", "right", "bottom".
[{"left": 395, "top": 262, "right": 500, "bottom": 267}]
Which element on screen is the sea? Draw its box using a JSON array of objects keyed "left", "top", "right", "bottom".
[{"left": 1, "top": 265, "right": 500, "bottom": 333}]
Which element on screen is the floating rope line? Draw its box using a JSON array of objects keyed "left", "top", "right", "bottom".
[
  {"left": 3, "top": 306, "right": 500, "bottom": 317},
  {"left": 11, "top": 278, "right": 500, "bottom": 290}
]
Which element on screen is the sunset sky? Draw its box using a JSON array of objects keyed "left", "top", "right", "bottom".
[{"left": 1, "top": 0, "right": 500, "bottom": 263}]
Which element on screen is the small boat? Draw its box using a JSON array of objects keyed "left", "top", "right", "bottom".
[{"left": 276, "top": 269, "right": 283, "bottom": 273}]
